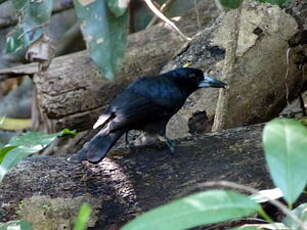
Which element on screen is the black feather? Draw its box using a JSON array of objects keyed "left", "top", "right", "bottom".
[{"left": 70, "top": 68, "right": 226, "bottom": 163}]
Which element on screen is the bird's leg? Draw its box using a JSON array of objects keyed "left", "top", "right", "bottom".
[
  {"left": 125, "top": 131, "right": 129, "bottom": 146},
  {"left": 158, "top": 135, "right": 176, "bottom": 153},
  {"left": 125, "top": 131, "right": 135, "bottom": 149}
]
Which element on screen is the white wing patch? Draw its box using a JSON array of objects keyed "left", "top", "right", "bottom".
[{"left": 93, "top": 114, "right": 111, "bottom": 129}]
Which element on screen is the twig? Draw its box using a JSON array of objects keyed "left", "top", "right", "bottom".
[
  {"left": 146, "top": 0, "right": 176, "bottom": 29},
  {"left": 212, "top": 6, "right": 242, "bottom": 131},
  {"left": 285, "top": 48, "right": 291, "bottom": 106},
  {"left": 143, "top": 0, "right": 191, "bottom": 41},
  {"left": 299, "top": 63, "right": 306, "bottom": 116},
  {"left": 193, "top": 0, "right": 201, "bottom": 29}
]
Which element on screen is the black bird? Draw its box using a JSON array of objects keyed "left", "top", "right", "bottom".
[{"left": 70, "top": 68, "right": 227, "bottom": 163}]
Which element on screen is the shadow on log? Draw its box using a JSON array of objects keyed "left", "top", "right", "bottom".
[{"left": 0, "top": 124, "right": 275, "bottom": 230}]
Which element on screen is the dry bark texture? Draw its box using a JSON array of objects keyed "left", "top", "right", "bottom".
[
  {"left": 0, "top": 124, "right": 274, "bottom": 230},
  {"left": 165, "top": 0, "right": 307, "bottom": 138}
]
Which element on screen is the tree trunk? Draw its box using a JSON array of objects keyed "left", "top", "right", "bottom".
[{"left": 0, "top": 124, "right": 277, "bottom": 230}]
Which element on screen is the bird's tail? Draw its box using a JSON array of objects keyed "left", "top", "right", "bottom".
[{"left": 77, "top": 129, "right": 125, "bottom": 163}]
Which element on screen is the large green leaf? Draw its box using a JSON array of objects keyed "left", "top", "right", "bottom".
[
  {"left": 121, "top": 190, "right": 260, "bottom": 230},
  {"left": 73, "top": 0, "right": 129, "bottom": 80},
  {"left": 0, "top": 220, "right": 32, "bottom": 230},
  {"left": 263, "top": 118, "right": 307, "bottom": 205},
  {"left": 5, "top": 0, "right": 53, "bottom": 54},
  {"left": 283, "top": 203, "right": 307, "bottom": 230},
  {"left": 0, "top": 129, "right": 75, "bottom": 183},
  {"left": 73, "top": 203, "right": 92, "bottom": 230}
]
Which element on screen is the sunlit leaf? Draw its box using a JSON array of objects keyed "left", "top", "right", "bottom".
[
  {"left": 73, "top": 0, "right": 129, "bottom": 80},
  {"left": 0, "top": 220, "right": 32, "bottom": 230},
  {"left": 232, "top": 226, "right": 264, "bottom": 230},
  {"left": 232, "top": 223, "right": 289, "bottom": 230},
  {"left": 5, "top": 0, "right": 53, "bottom": 54},
  {"left": 283, "top": 203, "right": 307, "bottom": 230},
  {"left": 74, "top": 203, "right": 92, "bottom": 230},
  {"left": 263, "top": 118, "right": 307, "bottom": 205},
  {"left": 121, "top": 190, "right": 260, "bottom": 230},
  {"left": 0, "top": 129, "right": 76, "bottom": 182},
  {"left": 250, "top": 188, "right": 283, "bottom": 203}
]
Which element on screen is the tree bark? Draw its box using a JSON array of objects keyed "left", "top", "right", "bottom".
[
  {"left": 164, "top": 0, "right": 307, "bottom": 139},
  {"left": 0, "top": 124, "right": 276, "bottom": 230}
]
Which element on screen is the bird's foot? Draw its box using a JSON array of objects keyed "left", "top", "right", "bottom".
[
  {"left": 125, "top": 141, "right": 135, "bottom": 150},
  {"left": 158, "top": 135, "right": 176, "bottom": 154},
  {"left": 165, "top": 138, "right": 176, "bottom": 154},
  {"left": 125, "top": 131, "right": 136, "bottom": 150}
]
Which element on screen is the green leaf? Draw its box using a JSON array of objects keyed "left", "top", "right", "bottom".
[
  {"left": 256, "top": 0, "right": 289, "bottom": 6},
  {"left": 0, "top": 129, "right": 76, "bottom": 183},
  {"left": 0, "top": 146, "right": 17, "bottom": 163},
  {"left": 12, "top": 0, "right": 27, "bottom": 10},
  {"left": 73, "top": 0, "right": 129, "bottom": 80},
  {"left": 108, "top": 0, "right": 130, "bottom": 17},
  {"left": 74, "top": 203, "right": 92, "bottom": 230},
  {"left": 5, "top": 0, "right": 53, "bottom": 54},
  {"left": 283, "top": 203, "right": 307, "bottom": 229},
  {"left": 9, "top": 129, "right": 75, "bottom": 147},
  {"left": 0, "top": 220, "right": 32, "bottom": 230},
  {"left": 217, "top": 0, "right": 243, "bottom": 9},
  {"left": 232, "top": 226, "right": 264, "bottom": 230},
  {"left": 263, "top": 118, "right": 307, "bottom": 205},
  {"left": 121, "top": 190, "right": 260, "bottom": 230}
]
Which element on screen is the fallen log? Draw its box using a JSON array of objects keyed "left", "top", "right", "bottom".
[{"left": 0, "top": 124, "right": 276, "bottom": 230}]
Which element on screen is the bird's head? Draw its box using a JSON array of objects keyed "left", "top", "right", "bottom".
[{"left": 170, "top": 68, "right": 227, "bottom": 94}]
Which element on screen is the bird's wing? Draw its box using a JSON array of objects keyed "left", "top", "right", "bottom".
[
  {"left": 106, "top": 90, "right": 173, "bottom": 132},
  {"left": 93, "top": 113, "right": 113, "bottom": 129}
]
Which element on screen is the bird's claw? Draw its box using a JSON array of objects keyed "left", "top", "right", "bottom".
[
  {"left": 125, "top": 142, "right": 135, "bottom": 150},
  {"left": 166, "top": 138, "right": 176, "bottom": 154},
  {"left": 157, "top": 135, "right": 176, "bottom": 153}
]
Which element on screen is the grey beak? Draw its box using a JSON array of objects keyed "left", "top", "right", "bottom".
[{"left": 198, "top": 75, "right": 227, "bottom": 88}]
